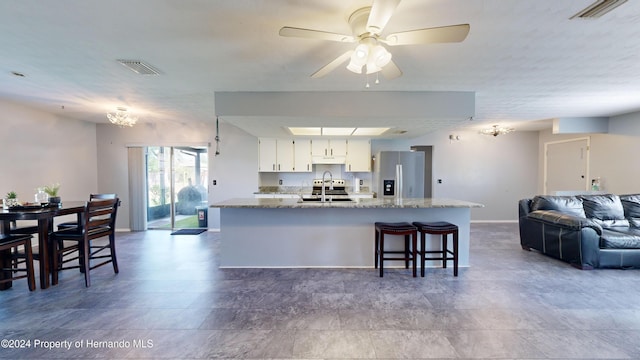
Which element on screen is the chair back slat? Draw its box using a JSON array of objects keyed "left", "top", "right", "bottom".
[{"left": 90, "top": 193, "right": 117, "bottom": 200}]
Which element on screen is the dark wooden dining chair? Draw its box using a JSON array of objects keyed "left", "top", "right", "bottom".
[
  {"left": 7, "top": 220, "right": 43, "bottom": 284},
  {"left": 0, "top": 234, "right": 36, "bottom": 291},
  {"left": 56, "top": 193, "right": 117, "bottom": 230},
  {"left": 50, "top": 197, "right": 119, "bottom": 287}
]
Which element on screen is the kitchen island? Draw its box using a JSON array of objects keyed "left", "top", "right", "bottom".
[{"left": 211, "top": 197, "right": 483, "bottom": 268}]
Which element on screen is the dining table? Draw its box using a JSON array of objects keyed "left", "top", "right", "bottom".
[{"left": 0, "top": 201, "right": 85, "bottom": 289}]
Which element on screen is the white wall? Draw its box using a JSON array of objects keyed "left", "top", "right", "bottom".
[
  {"left": 0, "top": 100, "right": 98, "bottom": 212},
  {"left": 95, "top": 120, "right": 258, "bottom": 230}
]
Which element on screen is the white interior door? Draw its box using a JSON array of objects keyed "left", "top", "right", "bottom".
[{"left": 544, "top": 138, "right": 589, "bottom": 194}]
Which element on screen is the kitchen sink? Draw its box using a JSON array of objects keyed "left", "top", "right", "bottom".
[{"left": 300, "top": 197, "right": 353, "bottom": 202}]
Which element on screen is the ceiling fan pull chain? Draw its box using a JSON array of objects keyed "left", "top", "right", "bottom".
[
  {"left": 375, "top": 72, "right": 380, "bottom": 85},
  {"left": 365, "top": 73, "right": 370, "bottom": 88}
]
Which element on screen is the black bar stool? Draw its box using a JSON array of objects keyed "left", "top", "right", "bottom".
[
  {"left": 374, "top": 222, "right": 418, "bottom": 277},
  {"left": 412, "top": 221, "right": 459, "bottom": 277},
  {"left": 0, "top": 234, "right": 36, "bottom": 291}
]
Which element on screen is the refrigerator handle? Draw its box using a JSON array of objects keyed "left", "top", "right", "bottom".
[{"left": 396, "top": 164, "right": 403, "bottom": 198}]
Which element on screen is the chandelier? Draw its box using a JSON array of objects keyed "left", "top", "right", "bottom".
[
  {"left": 107, "top": 107, "right": 137, "bottom": 127},
  {"left": 480, "top": 124, "right": 514, "bottom": 137}
]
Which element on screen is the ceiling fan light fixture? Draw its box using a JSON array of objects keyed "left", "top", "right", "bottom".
[
  {"left": 347, "top": 44, "right": 369, "bottom": 74},
  {"left": 354, "top": 44, "right": 369, "bottom": 61},
  {"left": 365, "top": 61, "right": 381, "bottom": 74},
  {"left": 371, "top": 45, "right": 392, "bottom": 67},
  {"left": 346, "top": 59, "right": 364, "bottom": 74}
]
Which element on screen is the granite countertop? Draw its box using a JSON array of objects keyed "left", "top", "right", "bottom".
[{"left": 212, "top": 197, "right": 484, "bottom": 209}]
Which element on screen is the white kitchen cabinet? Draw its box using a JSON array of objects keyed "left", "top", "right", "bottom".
[
  {"left": 311, "top": 139, "right": 347, "bottom": 163},
  {"left": 258, "top": 138, "right": 294, "bottom": 172},
  {"left": 345, "top": 139, "right": 371, "bottom": 172},
  {"left": 276, "top": 139, "right": 295, "bottom": 172},
  {"left": 311, "top": 139, "right": 347, "bottom": 157},
  {"left": 258, "top": 138, "right": 277, "bottom": 172},
  {"left": 293, "top": 139, "right": 312, "bottom": 172}
]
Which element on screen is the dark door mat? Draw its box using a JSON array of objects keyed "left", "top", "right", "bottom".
[{"left": 170, "top": 229, "right": 207, "bottom": 235}]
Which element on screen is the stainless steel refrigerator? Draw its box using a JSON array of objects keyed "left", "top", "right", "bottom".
[{"left": 374, "top": 151, "right": 425, "bottom": 198}]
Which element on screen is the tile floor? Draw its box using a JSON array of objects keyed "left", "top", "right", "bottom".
[{"left": 1, "top": 223, "right": 640, "bottom": 359}]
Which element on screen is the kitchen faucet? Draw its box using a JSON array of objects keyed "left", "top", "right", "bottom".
[{"left": 321, "top": 170, "right": 333, "bottom": 202}]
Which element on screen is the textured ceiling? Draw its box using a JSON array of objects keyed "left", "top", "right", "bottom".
[{"left": 1, "top": 0, "right": 640, "bottom": 137}]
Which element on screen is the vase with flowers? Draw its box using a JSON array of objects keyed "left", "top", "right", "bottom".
[
  {"left": 44, "top": 183, "right": 61, "bottom": 206},
  {"left": 4, "top": 191, "right": 19, "bottom": 209}
]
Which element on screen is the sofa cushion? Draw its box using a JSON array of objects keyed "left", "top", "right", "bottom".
[
  {"left": 620, "top": 195, "right": 640, "bottom": 225},
  {"left": 581, "top": 194, "right": 629, "bottom": 228},
  {"left": 600, "top": 229, "right": 640, "bottom": 249},
  {"left": 530, "top": 195, "right": 585, "bottom": 218}
]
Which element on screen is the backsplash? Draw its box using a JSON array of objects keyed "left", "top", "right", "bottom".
[
  {"left": 258, "top": 163, "right": 372, "bottom": 190},
  {"left": 257, "top": 185, "right": 371, "bottom": 194}
]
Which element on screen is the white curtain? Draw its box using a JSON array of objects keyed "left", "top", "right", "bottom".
[{"left": 127, "top": 147, "right": 147, "bottom": 231}]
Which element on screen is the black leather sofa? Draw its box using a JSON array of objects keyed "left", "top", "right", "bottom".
[{"left": 519, "top": 194, "right": 640, "bottom": 269}]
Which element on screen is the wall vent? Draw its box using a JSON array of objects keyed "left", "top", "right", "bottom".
[
  {"left": 570, "top": 0, "right": 628, "bottom": 19},
  {"left": 117, "top": 60, "right": 162, "bottom": 75}
]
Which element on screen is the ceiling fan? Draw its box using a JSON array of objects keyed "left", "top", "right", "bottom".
[{"left": 279, "top": 0, "right": 470, "bottom": 80}]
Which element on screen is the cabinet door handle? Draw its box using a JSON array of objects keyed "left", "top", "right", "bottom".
[
  {"left": 278, "top": 164, "right": 281, "bottom": 171},
  {"left": 324, "top": 149, "right": 327, "bottom": 156},
  {"left": 272, "top": 164, "right": 275, "bottom": 171},
  {"left": 330, "top": 148, "right": 333, "bottom": 156}
]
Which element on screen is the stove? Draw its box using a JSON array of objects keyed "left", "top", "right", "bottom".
[{"left": 311, "top": 179, "right": 348, "bottom": 196}]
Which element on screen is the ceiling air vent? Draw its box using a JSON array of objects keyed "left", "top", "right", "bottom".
[
  {"left": 570, "top": 0, "right": 628, "bottom": 19},
  {"left": 116, "top": 60, "right": 162, "bottom": 75}
]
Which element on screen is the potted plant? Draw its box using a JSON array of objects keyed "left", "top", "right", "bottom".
[
  {"left": 44, "top": 183, "right": 61, "bottom": 205},
  {"left": 4, "top": 191, "right": 19, "bottom": 209}
]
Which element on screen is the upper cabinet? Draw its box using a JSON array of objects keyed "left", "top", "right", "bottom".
[
  {"left": 258, "top": 138, "right": 277, "bottom": 172},
  {"left": 311, "top": 139, "right": 347, "bottom": 164},
  {"left": 259, "top": 138, "right": 311, "bottom": 172},
  {"left": 345, "top": 139, "right": 372, "bottom": 172},
  {"left": 259, "top": 138, "right": 370, "bottom": 172},
  {"left": 276, "top": 139, "right": 295, "bottom": 172},
  {"left": 259, "top": 138, "right": 293, "bottom": 172},
  {"left": 293, "top": 139, "right": 312, "bottom": 172}
]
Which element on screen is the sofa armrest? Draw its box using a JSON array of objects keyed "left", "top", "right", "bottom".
[{"left": 528, "top": 210, "right": 603, "bottom": 235}]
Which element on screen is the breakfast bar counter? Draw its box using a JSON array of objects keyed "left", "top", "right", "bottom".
[{"left": 211, "top": 198, "right": 483, "bottom": 268}]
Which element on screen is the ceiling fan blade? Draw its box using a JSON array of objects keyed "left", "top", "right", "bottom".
[
  {"left": 380, "top": 60, "right": 402, "bottom": 79},
  {"left": 384, "top": 24, "right": 470, "bottom": 46},
  {"left": 366, "top": 0, "right": 401, "bottom": 34},
  {"left": 279, "top": 26, "right": 354, "bottom": 43},
  {"left": 311, "top": 50, "right": 354, "bottom": 78}
]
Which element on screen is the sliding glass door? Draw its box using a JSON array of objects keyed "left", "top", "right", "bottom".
[{"left": 146, "top": 146, "right": 208, "bottom": 229}]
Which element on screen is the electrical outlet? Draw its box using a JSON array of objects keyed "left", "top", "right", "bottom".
[
  {"left": 279, "top": 179, "right": 283, "bottom": 185},
  {"left": 437, "top": 179, "right": 442, "bottom": 184},
  {"left": 213, "top": 180, "right": 217, "bottom": 185},
  {"left": 360, "top": 179, "right": 363, "bottom": 186}
]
